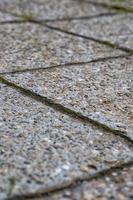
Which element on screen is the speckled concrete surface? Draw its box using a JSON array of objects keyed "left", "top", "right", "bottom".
[
  {"left": 0, "top": 22, "right": 124, "bottom": 73},
  {"left": 0, "top": 0, "right": 113, "bottom": 20},
  {"left": 0, "top": 11, "right": 20, "bottom": 22},
  {"left": 4, "top": 56, "right": 133, "bottom": 139},
  {"left": 0, "top": 0, "right": 133, "bottom": 199},
  {"left": 48, "top": 13, "right": 133, "bottom": 49},
  {"left": 31, "top": 165, "right": 133, "bottom": 200},
  {"left": 87, "top": 0, "right": 133, "bottom": 9},
  {"left": 1, "top": 84, "right": 133, "bottom": 199}
]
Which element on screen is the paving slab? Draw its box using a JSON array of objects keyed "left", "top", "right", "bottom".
[
  {"left": 0, "top": 22, "right": 124, "bottom": 73},
  {"left": 87, "top": 0, "right": 133, "bottom": 10},
  {"left": 47, "top": 13, "right": 133, "bottom": 49},
  {"left": 4, "top": 56, "right": 133, "bottom": 139},
  {"left": 0, "top": 83, "right": 133, "bottom": 199},
  {"left": 0, "top": 0, "right": 113, "bottom": 21},
  {"left": 32, "top": 165, "right": 133, "bottom": 200}
]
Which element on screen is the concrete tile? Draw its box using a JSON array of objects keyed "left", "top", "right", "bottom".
[
  {"left": 0, "top": 0, "right": 113, "bottom": 20},
  {"left": 0, "top": 83, "right": 133, "bottom": 199},
  {"left": 47, "top": 14, "right": 133, "bottom": 49},
  {"left": 88, "top": 0, "right": 133, "bottom": 9},
  {"left": 33, "top": 165, "right": 133, "bottom": 200},
  {"left": 4, "top": 56, "right": 133, "bottom": 138},
  {"left": 0, "top": 23, "right": 123, "bottom": 73}
]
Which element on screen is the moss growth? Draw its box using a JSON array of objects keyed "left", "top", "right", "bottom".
[
  {"left": 21, "top": 13, "right": 36, "bottom": 21},
  {"left": 7, "top": 177, "right": 16, "bottom": 197}
]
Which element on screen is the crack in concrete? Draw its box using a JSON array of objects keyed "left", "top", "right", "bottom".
[
  {"left": 0, "top": 76, "right": 133, "bottom": 148},
  {"left": 5, "top": 159, "right": 133, "bottom": 200},
  {"left": 0, "top": 54, "right": 131, "bottom": 75}
]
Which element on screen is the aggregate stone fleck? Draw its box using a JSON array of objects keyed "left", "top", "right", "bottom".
[
  {"left": 0, "top": 0, "right": 113, "bottom": 20},
  {"left": 31, "top": 165, "right": 133, "bottom": 200},
  {"left": 0, "top": 23, "right": 123, "bottom": 73},
  {"left": 48, "top": 13, "right": 133, "bottom": 49},
  {"left": 0, "top": 83, "right": 133, "bottom": 199},
  {"left": 4, "top": 56, "right": 133, "bottom": 138}
]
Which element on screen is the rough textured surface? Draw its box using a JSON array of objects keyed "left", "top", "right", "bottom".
[
  {"left": 0, "top": 0, "right": 113, "bottom": 20},
  {"left": 0, "top": 22, "right": 123, "bottom": 73},
  {"left": 48, "top": 13, "right": 133, "bottom": 49},
  {"left": 0, "top": 84, "right": 133, "bottom": 199},
  {"left": 0, "top": 0, "right": 133, "bottom": 199},
  {"left": 87, "top": 0, "right": 133, "bottom": 9},
  {"left": 0, "top": 11, "right": 19, "bottom": 22},
  {"left": 32, "top": 165, "right": 133, "bottom": 200},
  {"left": 4, "top": 56, "right": 133, "bottom": 139}
]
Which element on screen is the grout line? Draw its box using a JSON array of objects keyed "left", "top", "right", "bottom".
[
  {"left": 0, "top": 8, "right": 132, "bottom": 53},
  {"left": 0, "top": 20, "right": 28, "bottom": 25},
  {"left": 0, "top": 54, "right": 132, "bottom": 75},
  {"left": 0, "top": 3, "right": 133, "bottom": 200},
  {"left": 0, "top": 76, "right": 133, "bottom": 148},
  {"left": 28, "top": 19, "right": 133, "bottom": 54},
  {"left": 0, "top": 5, "right": 120, "bottom": 24},
  {"left": 5, "top": 159, "right": 133, "bottom": 200}
]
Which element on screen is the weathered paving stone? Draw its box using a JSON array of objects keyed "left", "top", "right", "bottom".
[
  {"left": 0, "top": 83, "right": 133, "bottom": 199},
  {"left": 4, "top": 56, "right": 133, "bottom": 139},
  {"left": 87, "top": 0, "right": 133, "bottom": 10},
  {"left": 31, "top": 165, "right": 133, "bottom": 200},
  {"left": 48, "top": 13, "right": 133, "bottom": 49},
  {"left": 0, "top": 0, "right": 113, "bottom": 20},
  {"left": 0, "top": 23, "right": 123, "bottom": 73}
]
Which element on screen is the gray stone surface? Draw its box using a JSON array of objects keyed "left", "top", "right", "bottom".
[
  {"left": 4, "top": 56, "right": 133, "bottom": 139},
  {"left": 87, "top": 0, "right": 133, "bottom": 9},
  {"left": 48, "top": 13, "right": 133, "bottom": 49},
  {"left": 0, "top": 22, "right": 123, "bottom": 73},
  {"left": 0, "top": 84, "right": 133, "bottom": 199},
  {"left": 0, "top": 0, "right": 113, "bottom": 20},
  {"left": 0, "top": 0, "right": 133, "bottom": 199},
  {"left": 0, "top": 11, "right": 19, "bottom": 22},
  {"left": 33, "top": 165, "right": 133, "bottom": 200}
]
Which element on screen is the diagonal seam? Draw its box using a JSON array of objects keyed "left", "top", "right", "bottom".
[
  {"left": 0, "top": 76, "right": 133, "bottom": 147},
  {"left": 5, "top": 159, "right": 133, "bottom": 200},
  {"left": 0, "top": 54, "right": 132, "bottom": 75},
  {"left": 0, "top": 8, "right": 132, "bottom": 53},
  {"left": 28, "top": 19, "right": 133, "bottom": 54}
]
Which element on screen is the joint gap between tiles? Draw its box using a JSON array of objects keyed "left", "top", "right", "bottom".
[
  {"left": 5, "top": 160, "right": 133, "bottom": 200},
  {"left": 1, "top": 54, "right": 132, "bottom": 75},
  {"left": 0, "top": 8, "right": 132, "bottom": 54},
  {"left": 28, "top": 20, "right": 133, "bottom": 54},
  {"left": 0, "top": 76, "right": 133, "bottom": 149}
]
